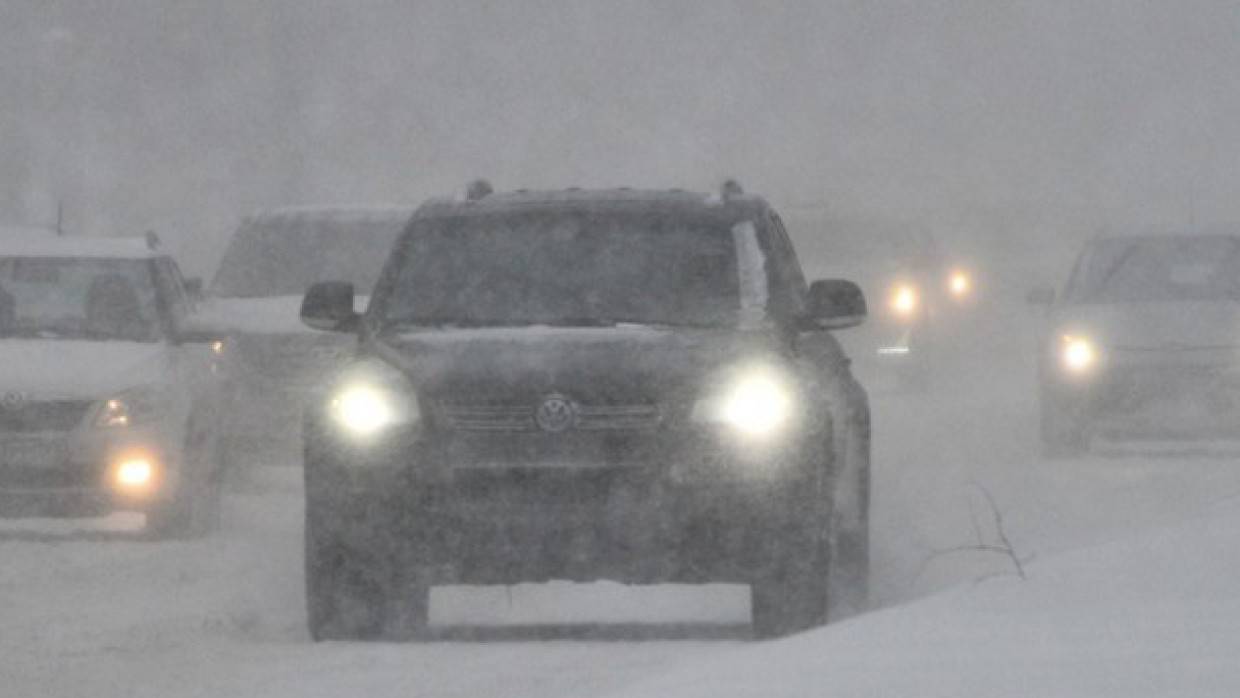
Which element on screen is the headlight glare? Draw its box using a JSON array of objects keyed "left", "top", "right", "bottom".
[
  {"left": 95, "top": 387, "right": 168, "bottom": 428},
  {"left": 1060, "top": 334, "right": 1098, "bottom": 374},
  {"left": 326, "top": 361, "right": 419, "bottom": 438},
  {"left": 889, "top": 284, "right": 919, "bottom": 317},
  {"left": 694, "top": 366, "right": 797, "bottom": 437},
  {"left": 331, "top": 384, "right": 400, "bottom": 436},
  {"left": 948, "top": 270, "right": 972, "bottom": 298}
]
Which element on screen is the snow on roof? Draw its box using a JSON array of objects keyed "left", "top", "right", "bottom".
[
  {"left": 0, "top": 232, "right": 159, "bottom": 260},
  {"left": 243, "top": 204, "right": 415, "bottom": 225}
]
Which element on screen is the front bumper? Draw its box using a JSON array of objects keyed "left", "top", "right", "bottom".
[
  {"left": 1044, "top": 351, "right": 1240, "bottom": 440},
  {"left": 307, "top": 426, "right": 827, "bottom": 584},
  {"left": 0, "top": 424, "right": 178, "bottom": 517}
]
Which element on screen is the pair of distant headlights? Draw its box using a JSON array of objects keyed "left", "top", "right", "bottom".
[
  {"left": 326, "top": 362, "right": 799, "bottom": 440},
  {"left": 94, "top": 386, "right": 172, "bottom": 429}
]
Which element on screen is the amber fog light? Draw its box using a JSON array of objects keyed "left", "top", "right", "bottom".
[{"left": 114, "top": 456, "right": 156, "bottom": 491}]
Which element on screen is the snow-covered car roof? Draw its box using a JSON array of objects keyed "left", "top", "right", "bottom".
[
  {"left": 241, "top": 204, "right": 414, "bottom": 226},
  {"left": 0, "top": 233, "right": 160, "bottom": 260}
]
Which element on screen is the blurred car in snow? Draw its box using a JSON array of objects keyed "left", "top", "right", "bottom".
[
  {"left": 1032, "top": 230, "right": 1240, "bottom": 456},
  {"left": 784, "top": 210, "right": 975, "bottom": 391},
  {"left": 298, "top": 182, "right": 872, "bottom": 640},
  {"left": 0, "top": 233, "right": 224, "bottom": 536},
  {"left": 200, "top": 206, "right": 411, "bottom": 469}
]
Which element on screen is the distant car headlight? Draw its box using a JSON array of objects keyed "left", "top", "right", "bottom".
[
  {"left": 94, "top": 386, "right": 171, "bottom": 428},
  {"left": 1059, "top": 334, "right": 1099, "bottom": 374},
  {"left": 947, "top": 270, "right": 972, "bottom": 299},
  {"left": 326, "top": 361, "right": 419, "bottom": 438},
  {"left": 889, "top": 283, "right": 919, "bottom": 317},
  {"left": 693, "top": 365, "right": 797, "bottom": 437}
]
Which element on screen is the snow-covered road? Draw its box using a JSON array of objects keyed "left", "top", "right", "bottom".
[{"left": 4, "top": 311, "right": 1239, "bottom": 697}]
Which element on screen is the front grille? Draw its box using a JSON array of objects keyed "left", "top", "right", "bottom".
[
  {"left": 0, "top": 464, "right": 102, "bottom": 489},
  {"left": 0, "top": 400, "right": 93, "bottom": 433},
  {"left": 1101, "top": 365, "right": 1240, "bottom": 412},
  {"left": 439, "top": 402, "right": 662, "bottom": 433}
]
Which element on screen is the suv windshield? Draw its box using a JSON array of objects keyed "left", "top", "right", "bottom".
[
  {"left": 0, "top": 257, "right": 162, "bottom": 342},
  {"left": 379, "top": 211, "right": 742, "bottom": 328},
  {"left": 1066, "top": 236, "right": 1240, "bottom": 304},
  {"left": 210, "top": 213, "right": 405, "bottom": 298}
]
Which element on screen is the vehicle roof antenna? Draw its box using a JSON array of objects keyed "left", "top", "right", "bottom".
[
  {"left": 720, "top": 179, "right": 744, "bottom": 200},
  {"left": 144, "top": 230, "right": 161, "bottom": 251},
  {"left": 466, "top": 179, "right": 493, "bottom": 201}
]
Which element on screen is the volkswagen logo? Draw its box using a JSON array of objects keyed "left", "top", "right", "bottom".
[{"left": 535, "top": 394, "right": 577, "bottom": 433}]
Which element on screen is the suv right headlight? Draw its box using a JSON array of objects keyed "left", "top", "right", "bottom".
[
  {"left": 325, "top": 360, "right": 419, "bottom": 438},
  {"left": 692, "top": 364, "right": 799, "bottom": 438}
]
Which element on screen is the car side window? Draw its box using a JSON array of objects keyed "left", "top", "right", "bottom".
[
  {"left": 765, "top": 214, "right": 809, "bottom": 321},
  {"left": 153, "top": 257, "right": 190, "bottom": 328}
]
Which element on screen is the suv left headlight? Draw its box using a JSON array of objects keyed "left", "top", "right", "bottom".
[
  {"left": 325, "top": 360, "right": 420, "bottom": 438},
  {"left": 95, "top": 386, "right": 172, "bottom": 428}
]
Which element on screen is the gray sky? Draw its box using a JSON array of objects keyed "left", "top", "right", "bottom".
[{"left": 3, "top": 1, "right": 1239, "bottom": 272}]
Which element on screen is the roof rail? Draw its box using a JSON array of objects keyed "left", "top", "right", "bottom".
[
  {"left": 720, "top": 179, "right": 744, "bottom": 200},
  {"left": 466, "top": 179, "right": 494, "bottom": 201}
]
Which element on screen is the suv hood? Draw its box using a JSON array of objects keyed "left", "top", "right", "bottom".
[
  {"left": 374, "top": 325, "right": 782, "bottom": 405},
  {"left": 0, "top": 340, "right": 170, "bottom": 399},
  {"left": 1051, "top": 301, "right": 1240, "bottom": 351}
]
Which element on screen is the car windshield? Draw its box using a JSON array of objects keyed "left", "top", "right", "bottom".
[
  {"left": 0, "top": 256, "right": 162, "bottom": 342},
  {"left": 378, "top": 212, "right": 743, "bottom": 328},
  {"left": 1065, "top": 236, "right": 1240, "bottom": 303},
  {"left": 210, "top": 213, "right": 405, "bottom": 298}
]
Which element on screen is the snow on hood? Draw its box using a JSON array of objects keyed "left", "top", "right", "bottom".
[
  {"left": 0, "top": 340, "right": 171, "bottom": 399},
  {"left": 1051, "top": 300, "right": 1240, "bottom": 350},
  {"left": 195, "top": 295, "right": 369, "bottom": 335}
]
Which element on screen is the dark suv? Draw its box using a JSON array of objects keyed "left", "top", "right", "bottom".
[{"left": 299, "top": 184, "right": 872, "bottom": 639}]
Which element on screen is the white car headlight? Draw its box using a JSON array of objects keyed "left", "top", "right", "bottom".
[
  {"left": 1059, "top": 334, "right": 1099, "bottom": 374},
  {"left": 693, "top": 366, "right": 797, "bottom": 437},
  {"left": 326, "top": 361, "right": 419, "bottom": 438},
  {"left": 95, "top": 386, "right": 171, "bottom": 428}
]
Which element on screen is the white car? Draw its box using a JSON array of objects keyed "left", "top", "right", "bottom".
[{"left": 0, "top": 233, "right": 224, "bottom": 536}]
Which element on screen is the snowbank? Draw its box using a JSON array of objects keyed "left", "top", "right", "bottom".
[{"left": 609, "top": 497, "right": 1240, "bottom": 698}]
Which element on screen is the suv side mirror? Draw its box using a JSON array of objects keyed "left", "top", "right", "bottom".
[
  {"left": 1027, "top": 285, "right": 1056, "bottom": 306},
  {"left": 805, "top": 279, "right": 867, "bottom": 330},
  {"left": 183, "top": 277, "right": 204, "bottom": 301},
  {"left": 301, "top": 281, "right": 359, "bottom": 332}
]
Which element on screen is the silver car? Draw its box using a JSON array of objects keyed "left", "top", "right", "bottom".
[{"left": 1033, "top": 231, "right": 1240, "bottom": 455}]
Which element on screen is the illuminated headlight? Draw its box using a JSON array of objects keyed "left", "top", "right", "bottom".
[
  {"left": 948, "top": 270, "right": 972, "bottom": 298},
  {"left": 889, "top": 284, "right": 919, "bottom": 317},
  {"left": 326, "top": 361, "right": 419, "bottom": 438},
  {"left": 114, "top": 456, "right": 155, "bottom": 490},
  {"left": 1059, "top": 335, "right": 1098, "bottom": 374},
  {"left": 95, "top": 387, "right": 169, "bottom": 428},
  {"left": 693, "top": 366, "right": 797, "bottom": 437}
]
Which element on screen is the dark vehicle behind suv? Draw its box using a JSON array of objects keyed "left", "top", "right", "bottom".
[
  {"left": 202, "top": 206, "right": 411, "bottom": 469},
  {"left": 299, "top": 184, "right": 872, "bottom": 639},
  {"left": 784, "top": 210, "right": 952, "bottom": 391}
]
